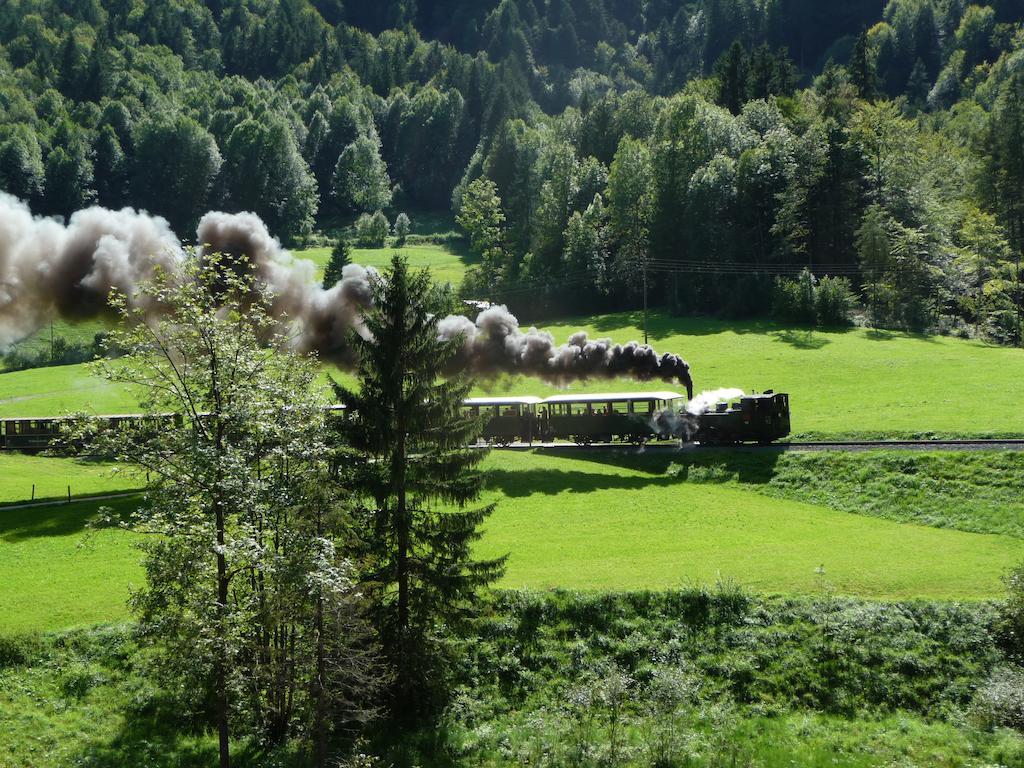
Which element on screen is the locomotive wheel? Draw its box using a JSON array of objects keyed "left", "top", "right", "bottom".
[{"left": 628, "top": 434, "right": 648, "bottom": 446}]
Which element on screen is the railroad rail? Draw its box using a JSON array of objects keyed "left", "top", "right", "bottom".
[{"left": 488, "top": 439, "right": 1024, "bottom": 452}]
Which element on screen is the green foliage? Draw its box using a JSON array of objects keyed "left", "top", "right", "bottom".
[
  {"left": 773, "top": 269, "right": 854, "bottom": 327},
  {"left": 456, "top": 177, "right": 506, "bottom": 292},
  {"left": 1, "top": 331, "right": 107, "bottom": 371},
  {"left": 333, "top": 256, "right": 505, "bottom": 718},
  {"left": 354, "top": 210, "right": 389, "bottom": 247},
  {"left": 4, "top": 597, "right": 1024, "bottom": 767},
  {"left": 331, "top": 133, "right": 392, "bottom": 214},
  {"left": 220, "top": 116, "right": 318, "bottom": 243},
  {"left": 131, "top": 113, "right": 221, "bottom": 234},
  {"left": 0, "top": 0, "right": 1021, "bottom": 337},
  {"left": 997, "top": 563, "right": 1024, "bottom": 664},
  {"left": 322, "top": 237, "right": 352, "bottom": 289},
  {"left": 392, "top": 212, "right": 410, "bottom": 244},
  {"left": 85, "top": 253, "right": 377, "bottom": 759}
]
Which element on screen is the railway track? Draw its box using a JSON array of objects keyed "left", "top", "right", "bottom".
[{"left": 491, "top": 439, "right": 1024, "bottom": 452}]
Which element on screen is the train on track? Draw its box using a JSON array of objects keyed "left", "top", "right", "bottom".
[{"left": 0, "top": 390, "right": 790, "bottom": 453}]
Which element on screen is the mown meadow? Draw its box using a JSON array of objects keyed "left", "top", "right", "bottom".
[
  {"left": 4, "top": 308, "right": 1023, "bottom": 438},
  {"left": 3, "top": 449, "right": 1023, "bottom": 638}
]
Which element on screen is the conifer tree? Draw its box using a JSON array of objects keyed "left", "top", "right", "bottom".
[
  {"left": 323, "top": 237, "right": 352, "bottom": 289},
  {"left": 333, "top": 255, "right": 505, "bottom": 720},
  {"left": 849, "top": 30, "right": 878, "bottom": 100}
]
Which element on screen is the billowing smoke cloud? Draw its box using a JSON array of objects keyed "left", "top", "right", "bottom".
[
  {"left": 195, "top": 211, "right": 375, "bottom": 365},
  {"left": 0, "top": 196, "right": 693, "bottom": 392},
  {"left": 438, "top": 305, "right": 694, "bottom": 396},
  {"left": 0, "top": 193, "right": 182, "bottom": 346}
]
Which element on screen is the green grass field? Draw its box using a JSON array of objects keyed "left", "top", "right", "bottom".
[
  {"left": 3, "top": 450, "right": 1021, "bottom": 634},
  {"left": 474, "top": 450, "right": 1023, "bottom": 599},
  {"left": 0, "top": 319, "right": 109, "bottom": 372},
  {"left": 6, "top": 311, "right": 1020, "bottom": 437},
  {"left": 0, "top": 497, "right": 143, "bottom": 633},
  {"left": 295, "top": 241, "right": 475, "bottom": 287},
  {"left": 0, "top": 454, "right": 142, "bottom": 505}
]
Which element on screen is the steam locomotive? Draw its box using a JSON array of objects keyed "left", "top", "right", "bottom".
[{"left": 0, "top": 390, "right": 790, "bottom": 453}]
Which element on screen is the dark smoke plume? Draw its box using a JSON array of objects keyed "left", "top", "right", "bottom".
[
  {"left": 195, "top": 211, "right": 376, "bottom": 365},
  {"left": 0, "top": 193, "right": 182, "bottom": 346},
  {"left": 438, "top": 306, "right": 693, "bottom": 397},
  {"left": 0, "top": 196, "right": 692, "bottom": 393}
]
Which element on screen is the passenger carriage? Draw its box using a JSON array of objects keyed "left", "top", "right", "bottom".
[
  {"left": 538, "top": 392, "right": 684, "bottom": 446},
  {"left": 462, "top": 396, "right": 543, "bottom": 446}
]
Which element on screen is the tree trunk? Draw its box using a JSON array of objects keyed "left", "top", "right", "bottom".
[
  {"left": 394, "top": 427, "right": 410, "bottom": 712},
  {"left": 216, "top": 497, "right": 230, "bottom": 768},
  {"left": 314, "top": 499, "right": 328, "bottom": 767},
  {"left": 211, "top": 349, "right": 230, "bottom": 768}
]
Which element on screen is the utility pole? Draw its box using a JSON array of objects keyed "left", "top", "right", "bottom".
[
  {"left": 638, "top": 256, "right": 647, "bottom": 346},
  {"left": 1017, "top": 247, "right": 1022, "bottom": 348}
]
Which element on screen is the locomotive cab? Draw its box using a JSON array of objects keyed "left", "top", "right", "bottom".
[{"left": 697, "top": 390, "right": 790, "bottom": 446}]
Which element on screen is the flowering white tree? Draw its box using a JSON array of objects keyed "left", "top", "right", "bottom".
[{"left": 87, "top": 254, "right": 380, "bottom": 766}]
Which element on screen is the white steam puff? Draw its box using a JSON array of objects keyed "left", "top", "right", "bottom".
[
  {"left": 685, "top": 388, "right": 744, "bottom": 416},
  {"left": 0, "top": 196, "right": 692, "bottom": 390}
]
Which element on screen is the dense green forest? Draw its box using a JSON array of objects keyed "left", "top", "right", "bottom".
[{"left": 2, "top": 0, "right": 1024, "bottom": 338}]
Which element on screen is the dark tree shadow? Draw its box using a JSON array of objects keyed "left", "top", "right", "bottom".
[
  {"left": 0, "top": 496, "right": 138, "bottom": 542},
  {"left": 484, "top": 467, "right": 680, "bottom": 497},
  {"left": 771, "top": 329, "right": 831, "bottom": 350},
  {"left": 489, "top": 448, "right": 783, "bottom": 494}
]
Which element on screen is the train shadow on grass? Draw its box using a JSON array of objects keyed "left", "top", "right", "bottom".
[
  {"left": 487, "top": 448, "right": 783, "bottom": 496},
  {"left": 0, "top": 496, "right": 138, "bottom": 543}
]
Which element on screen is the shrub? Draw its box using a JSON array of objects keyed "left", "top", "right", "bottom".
[
  {"left": 0, "top": 634, "right": 43, "bottom": 668},
  {"left": 815, "top": 276, "right": 855, "bottom": 327},
  {"left": 355, "top": 210, "right": 389, "bottom": 247},
  {"left": 772, "top": 269, "right": 816, "bottom": 325},
  {"left": 972, "top": 665, "right": 1024, "bottom": 731},
  {"left": 773, "top": 269, "right": 854, "bottom": 327},
  {"left": 997, "top": 563, "right": 1024, "bottom": 664},
  {"left": 393, "top": 212, "right": 411, "bottom": 244}
]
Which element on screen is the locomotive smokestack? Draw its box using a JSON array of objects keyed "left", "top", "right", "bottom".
[{"left": 0, "top": 197, "right": 693, "bottom": 391}]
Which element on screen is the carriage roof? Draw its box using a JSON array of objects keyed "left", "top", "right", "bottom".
[
  {"left": 463, "top": 396, "right": 544, "bottom": 407},
  {"left": 541, "top": 392, "right": 683, "bottom": 405}
]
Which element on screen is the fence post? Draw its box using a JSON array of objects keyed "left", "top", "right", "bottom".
[
  {"left": 31, "top": 483, "right": 35, "bottom": 500},
  {"left": 67, "top": 485, "right": 71, "bottom": 504}
]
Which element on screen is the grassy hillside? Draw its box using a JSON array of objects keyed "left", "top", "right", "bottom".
[
  {"left": 4, "top": 450, "right": 1022, "bottom": 634},
  {"left": 474, "top": 451, "right": 1023, "bottom": 599},
  {"left": 0, "top": 455, "right": 140, "bottom": 505},
  {"left": 0, "top": 362, "right": 141, "bottom": 418},
  {"left": 0, "top": 319, "right": 108, "bottom": 372},
  {"left": 0, "top": 497, "right": 143, "bottom": 633},
  {"left": 6, "top": 311, "right": 1021, "bottom": 437},
  {"left": 295, "top": 242, "right": 474, "bottom": 287}
]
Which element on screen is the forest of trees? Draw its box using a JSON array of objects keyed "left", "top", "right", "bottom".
[{"left": 1, "top": 0, "right": 1024, "bottom": 340}]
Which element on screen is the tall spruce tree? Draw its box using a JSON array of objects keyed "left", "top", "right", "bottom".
[
  {"left": 849, "top": 30, "right": 878, "bottom": 100},
  {"left": 323, "top": 237, "right": 352, "bottom": 289},
  {"left": 333, "top": 255, "right": 505, "bottom": 720}
]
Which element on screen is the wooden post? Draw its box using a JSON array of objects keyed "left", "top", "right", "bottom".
[
  {"left": 31, "top": 484, "right": 35, "bottom": 500},
  {"left": 67, "top": 485, "right": 71, "bottom": 503}
]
